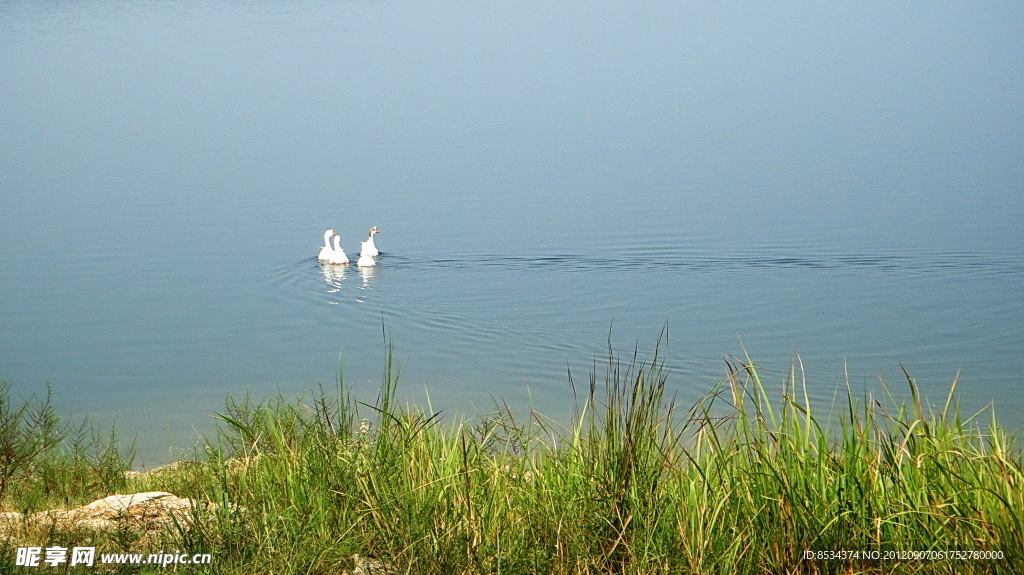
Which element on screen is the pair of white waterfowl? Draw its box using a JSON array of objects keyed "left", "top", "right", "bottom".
[{"left": 318, "top": 226, "right": 380, "bottom": 267}]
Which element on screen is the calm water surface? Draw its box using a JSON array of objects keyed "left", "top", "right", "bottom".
[{"left": 1, "top": 1, "right": 1022, "bottom": 465}]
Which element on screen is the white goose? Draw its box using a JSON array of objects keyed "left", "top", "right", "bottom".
[
  {"left": 329, "top": 234, "right": 349, "bottom": 265},
  {"left": 357, "top": 252, "right": 375, "bottom": 267},
  {"left": 360, "top": 226, "right": 380, "bottom": 257},
  {"left": 317, "top": 229, "right": 338, "bottom": 261}
]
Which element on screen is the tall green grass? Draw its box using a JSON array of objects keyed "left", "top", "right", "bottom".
[
  {"left": 2, "top": 340, "right": 1021, "bottom": 574},
  {"left": 0, "top": 379, "right": 133, "bottom": 512},
  {"left": 161, "top": 340, "right": 1020, "bottom": 574}
]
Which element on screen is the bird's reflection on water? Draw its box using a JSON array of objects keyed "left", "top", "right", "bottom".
[
  {"left": 358, "top": 265, "right": 376, "bottom": 287},
  {"left": 317, "top": 260, "right": 378, "bottom": 303},
  {"left": 356, "top": 265, "right": 377, "bottom": 302},
  {"left": 318, "top": 261, "right": 346, "bottom": 302}
]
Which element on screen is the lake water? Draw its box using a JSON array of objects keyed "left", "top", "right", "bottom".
[{"left": 2, "top": 1, "right": 1022, "bottom": 466}]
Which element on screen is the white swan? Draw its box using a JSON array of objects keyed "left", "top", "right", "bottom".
[
  {"left": 360, "top": 226, "right": 380, "bottom": 257},
  {"left": 318, "top": 229, "right": 337, "bottom": 261},
  {"left": 357, "top": 252, "right": 375, "bottom": 267},
  {"left": 329, "top": 234, "right": 349, "bottom": 265}
]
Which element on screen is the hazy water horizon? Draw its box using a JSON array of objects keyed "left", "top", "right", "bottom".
[{"left": 2, "top": 1, "right": 1022, "bottom": 465}]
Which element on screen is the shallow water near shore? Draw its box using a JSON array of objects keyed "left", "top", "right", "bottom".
[{"left": 1, "top": 1, "right": 1022, "bottom": 465}]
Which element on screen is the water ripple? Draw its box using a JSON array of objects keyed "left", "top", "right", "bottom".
[{"left": 320, "top": 250, "right": 1023, "bottom": 276}]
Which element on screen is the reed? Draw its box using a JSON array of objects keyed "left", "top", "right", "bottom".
[
  {"left": 1, "top": 340, "right": 1021, "bottom": 574},
  {"left": 0, "top": 379, "right": 133, "bottom": 511}
]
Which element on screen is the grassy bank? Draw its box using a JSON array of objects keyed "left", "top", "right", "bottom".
[{"left": 1, "top": 342, "right": 1021, "bottom": 574}]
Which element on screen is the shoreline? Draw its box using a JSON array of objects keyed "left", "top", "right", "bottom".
[{"left": 2, "top": 349, "right": 1021, "bottom": 573}]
